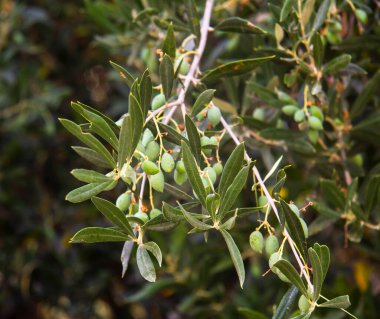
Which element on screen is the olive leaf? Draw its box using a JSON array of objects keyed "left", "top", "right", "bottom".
[
  {"left": 70, "top": 227, "right": 130, "bottom": 243},
  {"left": 162, "top": 22, "right": 176, "bottom": 59},
  {"left": 109, "top": 60, "right": 134, "bottom": 87},
  {"left": 272, "top": 286, "right": 299, "bottom": 319},
  {"left": 215, "top": 17, "right": 267, "bottom": 34},
  {"left": 71, "top": 169, "right": 113, "bottom": 183},
  {"left": 185, "top": 115, "right": 201, "bottom": 164},
  {"left": 318, "top": 295, "right": 351, "bottom": 309},
  {"left": 160, "top": 54, "right": 174, "bottom": 100},
  {"left": 191, "top": 89, "right": 215, "bottom": 116},
  {"left": 273, "top": 260, "right": 308, "bottom": 297},
  {"left": 66, "top": 181, "right": 115, "bottom": 203},
  {"left": 136, "top": 245, "right": 156, "bottom": 282}
]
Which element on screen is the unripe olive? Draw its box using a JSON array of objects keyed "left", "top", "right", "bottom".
[
  {"left": 213, "top": 162, "right": 223, "bottom": 175},
  {"left": 265, "top": 235, "right": 279, "bottom": 256},
  {"left": 326, "top": 30, "right": 340, "bottom": 44},
  {"left": 253, "top": 108, "right": 265, "bottom": 121},
  {"left": 308, "top": 116, "right": 323, "bottom": 130},
  {"left": 152, "top": 93, "right": 166, "bottom": 110},
  {"left": 200, "top": 136, "right": 211, "bottom": 147},
  {"left": 300, "top": 218, "right": 308, "bottom": 238},
  {"left": 176, "top": 160, "right": 186, "bottom": 173},
  {"left": 134, "top": 211, "right": 149, "bottom": 223},
  {"left": 268, "top": 252, "right": 290, "bottom": 282},
  {"left": 282, "top": 105, "right": 299, "bottom": 116},
  {"left": 298, "top": 295, "right": 310, "bottom": 313},
  {"left": 289, "top": 203, "right": 300, "bottom": 216},
  {"left": 202, "top": 176, "right": 211, "bottom": 189},
  {"left": 258, "top": 195, "right": 268, "bottom": 207},
  {"left": 209, "top": 136, "right": 218, "bottom": 146},
  {"left": 174, "top": 170, "right": 187, "bottom": 185},
  {"left": 294, "top": 110, "right": 305, "bottom": 122},
  {"left": 179, "top": 60, "right": 190, "bottom": 75},
  {"left": 131, "top": 203, "right": 139, "bottom": 214},
  {"left": 196, "top": 111, "right": 205, "bottom": 121},
  {"left": 204, "top": 167, "right": 217, "bottom": 184},
  {"left": 150, "top": 170, "right": 164, "bottom": 192},
  {"left": 352, "top": 154, "right": 363, "bottom": 166},
  {"left": 142, "top": 129, "right": 154, "bottom": 148},
  {"left": 308, "top": 129, "right": 319, "bottom": 144},
  {"left": 269, "top": 252, "right": 281, "bottom": 270},
  {"left": 145, "top": 141, "right": 160, "bottom": 161},
  {"left": 134, "top": 141, "right": 145, "bottom": 160},
  {"left": 207, "top": 106, "right": 221, "bottom": 127},
  {"left": 249, "top": 230, "right": 264, "bottom": 254},
  {"left": 121, "top": 165, "right": 136, "bottom": 185},
  {"left": 309, "top": 105, "right": 324, "bottom": 121},
  {"left": 355, "top": 9, "right": 368, "bottom": 23},
  {"left": 142, "top": 160, "right": 159, "bottom": 175},
  {"left": 116, "top": 192, "right": 131, "bottom": 212},
  {"left": 277, "top": 270, "right": 291, "bottom": 283},
  {"left": 150, "top": 208, "right": 162, "bottom": 219},
  {"left": 161, "top": 152, "right": 175, "bottom": 173}
]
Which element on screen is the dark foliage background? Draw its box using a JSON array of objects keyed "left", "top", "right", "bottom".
[{"left": 1, "top": 1, "right": 379, "bottom": 318}]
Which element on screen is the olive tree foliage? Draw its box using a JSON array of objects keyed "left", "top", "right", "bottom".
[{"left": 60, "top": 0, "right": 379, "bottom": 318}]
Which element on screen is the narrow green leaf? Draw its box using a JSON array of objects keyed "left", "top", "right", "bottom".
[
  {"left": 191, "top": 89, "right": 215, "bottom": 116},
  {"left": 220, "top": 229, "right": 245, "bottom": 288},
  {"left": 280, "top": 0, "right": 294, "bottom": 22},
  {"left": 318, "top": 295, "right": 351, "bottom": 309},
  {"left": 313, "top": 243, "right": 330, "bottom": 282},
  {"left": 139, "top": 69, "right": 152, "bottom": 117},
  {"left": 308, "top": 248, "right": 323, "bottom": 301},
  {"left": 71, "top": 102, "right": 118, "bottom": 149},
  {"left": 129, "top": 94, "right": 144, "bottom": 158},
  {"left": 118, "top": 114, "right": 132, "bottom": 170},
  {"left": 121, "top": 240, "right": 134, "bottom": 277},
  {"left": 150, "top": 122, "right": 189, "bottom": 146},
  {"left": 181, "top": 140, "right": 207, "bottom": 206},
  {"left": 60, "top": 119, "right": 116, "bottom": 168},
  {"left": 219, "top": 166, "right": 249, "bottom": 218},
  {"left": 312, "top": 0, "right": 331, "bottom": 32},
  {"left": 351, "top": 70, "right": 380, "bottom": 118},
  {"left": 142, "top": 242, "right": 162, "bottom": 266},
  {"left": 301, "top": 0, "right": 315, "bottom": 28},
  {"left": 272, "top": 286, "right": 298, "bottom": 319},
  {"left": 72, "top": 146, "right": 113, "bottom": 169},
  {"left": 91, "top": 197, "right": 135, "bottom": 238},
  {"left": 162, "top": 22, "right": 176, "bottom": 59},
  {"left": 185, "top": 115, "right": 201, "bottom": 164},
  {"left": 136, "top": 245, "right": 156, "bottom": 282},
  {"left": 201, "top": 56, "right": 275, "bottom": 83},
  {"left": 320, "top": 179, "right": 346, "bottom": 210},
  {"left": 70, "top": 227, "right": 129, "bottom": 243},
  {"left": 188, "top": 0, "right": 200, "bottom": 45},
  {"left": 312, "top": 33, "right": 324, "bottom": 68},
  {"left": 109, "top": 60, "right": 134, "bottom": 87},
  {"left": 263, "top": 156, "right": 283, "bottom": 182},
  {"left": 65, "top": 181, "right": 114, "bottom": 203},
  {"left": 274, "top": 260, "right": 308, "bottom": 297},
  {"left": 281, "top": 199, "right": 307, "bottom": 260},
  {"left": 178, "top": 202, "right": 212, "bottom": 231},
  {"left": 363, "top": 175, "right": 380, "bottom": 214},
  {"left": 218, "top": 143, "right": 245, "bottom": 197},
  {"left": 215, "top": 17, "right": 267, "bottom": 34},
  {"left": 71, "top": 169, "right": 112, "bottom": 183},
  {"left": 75, "top": 101, "right": 119, "bottom": 131},
  {"left": 160, "top": 54, "right": 174, "bottom": 100},
  {"left": 323, "top": 54, "right": 351, "bottom": 74},
  {"left": 143, "top": 214, "right": 179, "bottom": 232}
]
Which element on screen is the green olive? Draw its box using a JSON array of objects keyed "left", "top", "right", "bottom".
[
  {"left": 142, "top": 160, "right": 159, "bottom": 175},
  {"left": 161, "top": 153, "right": 175, "bottom": 173},
  {"left": 176, "top": 160, "right": 186, "bottom": 173},
  {"left": 149, "top": 208, "right": 162, "bottom": 219},
  {"left": 150, "top": 170, "right": 164, "bottom": 192},
  {"left": 213, "top": 162, "right": 223, "bottom": 176},
  {"left": 249, "top": 231, "right": 264, "bottom": 254},
  {"left": 152, "top": 93, "right": 166, "bottom": 110},
  {"left": 308, "top": 116, "right": 323, "bottom": 130},
  {"left": 294, "top": 110, "right": 305, "bottom": 123},
  {"left": 298, "top": 295, "right": 310, "bottom": 313},
  {"left": 265, "top": 235, "right": 279, "bottom": 256},
  {"left": 282, "top": 105, "right": 299, "bottom": 116},
  {"left": 116, "top": 192, "right": 131, "bottom": 212},
  {"left": 207, "top": 106, "right": 222, "bottom": 127}
]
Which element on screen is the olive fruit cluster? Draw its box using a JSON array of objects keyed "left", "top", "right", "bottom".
[
  {"left": 281, "top": 104, "right": 324, "bottom": 144},
  {"left": 249, "top": 232, "right": 279, "bottom": 256}
]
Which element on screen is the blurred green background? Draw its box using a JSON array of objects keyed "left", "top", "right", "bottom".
[{"left": 1, "top": 1, "right": 379, "bottom": 318}]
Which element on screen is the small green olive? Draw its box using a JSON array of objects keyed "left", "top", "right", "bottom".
[
  {"left": 150, "top": 170, "right": 164, "bottom": 192},
  {"left": 152, "top": 93, "right": 166, "bottom": 110},
  {"left": 145, "top": 141, "right": 160, "bottom": 161},
  {"left": 308, "top": 116, "right": 323, "bottom": 130},
  {"left": 207, "top": 106, "right": 222, "bottom": 127},
  {"left": 161, "top": 153, "right": 175, "bottom": 173},
  {"left": 298, "top": 295, "right": 310, "bottom": 313},
  {"left": 249, "top": 231, "right": 264, "bottom": 254},
  {"left": 282, "top": 105, "right": 299, "bottom": 116},
  {"left": 213, "top": 162, "right": 223, "bottom": 176},
  {"left": 116, "top": 192, "right": 131, "bottom": 212},
  {"left": 150, "top": 208, "right": 162, "bottom": 219},
  {"left": 265, "top": 235, "right": 279, "bottom": 256},
  {"left": 142, "top": 160, "right": 159, "bottom": 175},
  {"left": 294, "top": 110, "right": 305, "bottom": 123}
]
